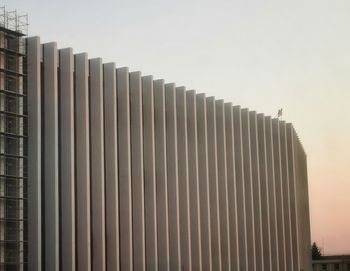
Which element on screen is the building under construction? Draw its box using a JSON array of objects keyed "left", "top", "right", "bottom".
[
  {"left": 0, "top": 7, "right": 28, "bottom": 271},
  {"left": 0, "top": 6, "right": 312, "bottom": 271}
]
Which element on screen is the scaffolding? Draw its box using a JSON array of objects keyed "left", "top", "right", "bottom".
[
  {"left": 0, "top": 7, "right": 27, "bottom": 271},
  {"left": 0, "top": 7, "right": 28, "bottom": 36}
]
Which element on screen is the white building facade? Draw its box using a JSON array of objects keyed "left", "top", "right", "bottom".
[{"left": 0, "top": 9, "right": 312, "bottom": 271}]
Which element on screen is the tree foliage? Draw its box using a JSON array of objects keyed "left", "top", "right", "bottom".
[{"left": 312, "top": 242, "right": 322, "bottom": 260}]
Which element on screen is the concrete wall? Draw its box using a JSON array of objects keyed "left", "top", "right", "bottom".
[{"left": 27, "top": 38, "right": 312, "bottom": 271}]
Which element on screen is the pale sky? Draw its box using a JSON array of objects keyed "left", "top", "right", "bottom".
[{"left": 7, "top": 0, "right": 350, "bottom": 255}]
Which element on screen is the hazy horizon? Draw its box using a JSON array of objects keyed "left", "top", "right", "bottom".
[{"left": 7, "top": 0, "right": 350, "bottom": 255}]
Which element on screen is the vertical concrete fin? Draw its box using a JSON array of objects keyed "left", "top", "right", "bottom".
[
  {"left": 117, "top": 67, "right": 133, "bottom": 271},
  {"left": 43, "top": 42, "right": 59, "bottom": 271},
  {"left": 165, "top": 83, "right": 181, "bottom": 271},
  {"left": 224, "top": 103, "right": 239, "bottom": 270},
  {"left": 153, "top": 79, "right": 170, "bottom": 271},
  {"left": 27, "top": 36, "right": 42, "bottom": 271},
  {"left": 130, "top": 71, "right": 146, "bottom": 271},
  {"left": 206, "top": 97, "right": 222, "bottom": 271},
  {"left": 215, "top": 100, "right": 231, "bottom": 271},
  {"left": 186, "top": 90, "right": 202, "bottom": 271},
  {"left": 74, "top": 52, "right": 91, "bottom": 271},
  {"left": 249, "top": 111, "right": 264, "bottom": 271},
  {"left": 59, "top": 47, "right": 75, "bottom": 271},
  {"left": 232, "top": 106, "right": 248, "bottom": 271},
  {"left": 176, "top": 86, "right": 192, "bottom": 271},
  {"left": 272, "top": 119, "right": 287, "bottom": 271},
  {"left": 142, "top": 75, "right": 158, "bottom": 271},
  {"left": 103, "top": 62, "right": 120, "bottom": 271},
  {"left": 196, "top": 94, "right": 212, "bottom": 271},
  {"left": 293, "top": 128, "right": 303, "bottom": 268},
  {"left": 264, "top": 116, "right": 279, "bottom": 271},
  {"left": 257, "top": 114, "right": 272, "bottom": 271},
  {"left": 279, "top": 121, "right": 293, "bottom": 271},
  {"left": 286, "top": 123, "right": 300, "bottom": 271},
  {"left": 293, "top": 127, "right": 312, "bottom": 270},
  {"left": 89, "top": 58, "right": 106, "bottom": 271},
  {"left": 241, "top": 108, "right": 256, "bottom": 271}
]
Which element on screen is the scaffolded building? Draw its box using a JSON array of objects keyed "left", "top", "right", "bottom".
[
  {"left": 0, "top": 7, "right": 28, "bottom": 271},
  {"left": 0, "top": 6, "right": 312, "bottom": 271}
]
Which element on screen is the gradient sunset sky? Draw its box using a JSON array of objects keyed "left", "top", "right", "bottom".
[{"left": 8, "top": 0, "right": 350, "bottom": 255}]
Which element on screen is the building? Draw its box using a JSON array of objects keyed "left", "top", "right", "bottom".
[
  {"left": 313, "top": 256, "right": 350, "bottom": 271},
  {"left": 0, "top": 8, "right": 28, "bottom": 271},
  {"left": 1, "top": 6, "right": 312, "bottom": 271}
]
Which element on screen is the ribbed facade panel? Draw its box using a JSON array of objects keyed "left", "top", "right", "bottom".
[
  {"left": 280, "top": 121, "right": 293, "bottom": 271},
  {"left": 241, "top": 108, "right": 256, "bottom": 271},
  {"left": 59, "top": 47, "right": 75, "bottom": 271},
  {"left": 225, "top": 103, "right": 239, "bottom": 271},
  {"left": 27, "top": 40, "right": 312, "bottom": 271},
  {"left": 215, "top": 100, "right": 231, "bottom": 271},
  {"left": 272, "top": 118, "right": 287, "bottom": 271},
  {"left": 186, "top": 90, "right": 202, "bottom": 271},
  {"left": 74, "top": 53, "right": 91, "bottom": 271},
  {"left": 257, "top": 114, "right": 272, "bottom": 271},
  {"left": 142, "top": 75, "right": 158, "bottom": 271},
  {"left": 233, "top": 105, "right": 248, "bottom": 271},
  {"left": 130, "top": 71, "right": 146, "bottom": 271},
  {"left": 165, "top": 83, "right": 181, "bottom": 271},
  {"left": 116, "top": 67, "right": 133, "bottom": 271},
  {"left": 27, "top": 36, "right": 42, "bottom": 271},
  {"left": 249, "top": 111, "right": 264, "bottom": 271},
  {"left": 196, "top": 93, "right": 212, "bottom": 271},
  {"left": 103, "top": 62, "right": 120, "bottom": 271},
  {"left": 286, "top": 123, "right": 300, "bottom": 271},
  {"left": 89, "top": 58, "right": 106, "bottom": 271},
  {"left": 43, "top": 42, "right": 59, "bottom": 271},
  {"left": 265, "top": 116, "right": 280, "bottom": 271},
  {"left": 206, "top": 97, "right": 222, "bottom": 271},
  {"left": 176, "top": 86, "right": 192, "bottom": 271},
  {"left": 294, "top": 128, "right": 312, "bottom": 271},
  {"left": 153, "top": 79, "right": 170, "bottom": 271}
]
